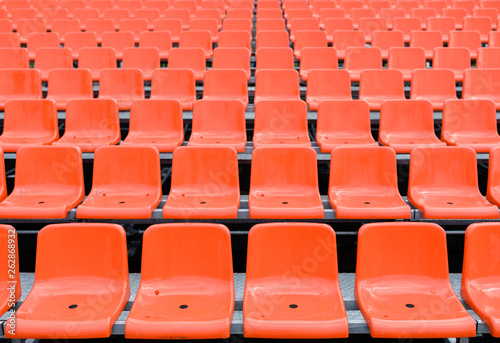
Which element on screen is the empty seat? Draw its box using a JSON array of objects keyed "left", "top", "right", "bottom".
[
  {"left": 244, "top": 222, "right": 348, "bottom": 338},
  {"left": 150, "top": 69, "right": 196, "bottom": 110},
  {"left": 255, "top": 31, "right": 289, "bottom": 50},
  {"left": 249, "top": 146, "right": 324, "bottom": 219},
  {"left": 449, "top": 30, "right": 481, "bottom": 59},
  {"left": 121, "top": 100, "right": 183, "bottom": 152},
  {"left": 165, "top": 9, "right": 191, "bottom": 30},
  {"left": 98, "top": 69, "right": 144, "bottom": 110},
  {"left": 122, "top": 47, "right": 160, "bottom": 81},
  {"left": 256, "top": 18, "right": 286, "bottom": 32},
  {"left": 393, "top": 17, "right": 422, "bottom": 42},
  {"left": 88, "top": 0, "right": 114, "bottom": 11},
  {"left": 102, "top": 8, "right": 130, "bottom": 29},
  {"left": 411, "top": 8, "right": 437, "bottom": 29},
  {"left": 77, "top": 146, "right": 161, "bottom": 219},
  {"left": 119, "top": 18, "right": 149, "bottom": 43},
  {"left": 329, "top": 147, "right": 411, "bottom": 219},
  {"left": 255, "top": 47, "right": 294, "bottom": 72},
  {"left": 0, "top": 47, "right": 28, "bottom": 68},
  {"left": 425, "top": 0, "right": 447, "bottom": 14},
  {"left": 379, "top": 99, "right": 445, "bottom": 153},
  {"left": 324, "top": 18, "right": 354, "bottom": 43},
  {"left": 134, "top": 8, "right": 161, "bottom": 30},
  {"left": 0, "top": 100, "right": 58, "bottom": 152},
  {"left": 306, "top": 69, "right": 352, "bottom": 111},
  {"left": 4, "top": 223, "right": 130, "bottom": 339},
  {"left": 53, "top": 99, "right": 120, "bottom": 151},
  {"left": 316, "top": 100, "right": 377, "bottom": 152},
  {"left": 379, "top": 8, "right": 406, "bottom": 30},
  {"left": 410, "top": 69, "right": 457, "bottom": 110},
  {"left": 289, "top": 18, "right": 319, "bottom": 42},
  {"left": 188, "top": 99, "right": 247, "bottom": 152},
  {"left": 154, "top": 19, "right": 182, "bottom": 43},
  {"left": 253, "top": 100, "right": 310, "bottom": 148},
  {"left": 64, "top": 32, "right": 98, "bottom": 60},
  {"left": 222, "top": 18, "right": 252, "bottom": 32},
  {"left": 85, "top": 18, "right": 116, "bottom": 43},
  {"left": 45, "top": 69, "right": 93, "bottom": 110},
  {"left": 463, "top": 69, "right": 500, "bottom": 110},
  {"left": 72, "top": 8, "right": 100, "bottom": 29},
  {"left": 477, "top": 47, "right": 500, "bottom": 68},
  {"left": 212, "top": 47, "right": 251, "bottom": 80},
  {"left": 332, "top": 30, "right": 365, "bottom": 59},
  {"left": 257, "top": 9, "right": 284, "bottom": 20},
  {"left": 226, "top": 8, "right": 253, "bottom": 20},
  {"left": 179, "top": 30, "right": 213, "bottom": 59},
  {"left": 490, "top": 31, "right": 500, "bottom": 47},
  {"left": 254, "top": 70, "right": 300, "bottom": 105},
  {"left": 0, "top": 146, "right": 83, "bottom": 218},
  {"left": 351, "top": 8, "right": 376, "bottom": 29},
  {"left": 441, "top": 99, "right": 500, "bottom": 152},
  {"left": 51, "top": 19, "right": 81, "bottom": 44},
  {"left": 26, "top": 32, "right": 59, "bottom": 60},
  {"left": 0, "top": 33, "right": 20, "bottom": 48},
  {"left": 163, "top": 147, "right": 240, "bottom": 219},
  {"left": 196, "top": 9, "right": 223, "bottom": 27},
  {"left": 189, "top": 18, "right": 219, "bottom": 43},
  {"left": 442, "top": 7, "right": 467, "bottom": 29},
  {"left": 139, "top": 31, "right": 172, "bottom": 60},
  {"left": 464, "top": 16, "right": 492, "bottom": 42},
  {"left": 293, "top": 30, "right": 327, "bottom": 59},
  {"left": 344, "top": 47, "right": 382, "bottom": 81},
  {"left": 359, "top": 70, "right": 405, "bottom": 110},
  {"left": 78, "top": 47, "right": 116, "bottom": 81},
  {"left": 0, "top": 69, "right": 41, "bottom": 109},
  {"left": 427, "top": 17, "right": 455, "bottom": 42},
  {"left": 101, "top": 31, "right": 135, "bottom": 59},
  {"left": 358, "top": 17, "right": 388, "bottom": 42},
  {"left": 202, "top": 69, "right": 248, "bottom": 108},
  {"left": 16, "top": 19, "right": 47, "bottom": 44},
  {"left": 409, "top": 146, "right": 499, "bottom": 219},
  {"left": 217, "top": 30, "right": 252, "bottom": 49},
  {"left": 387, "top": 47, "right": 426, "bottom": 82},
  {"left": 433, "top": 47, "right": 470, "bottom": 82},
  {"left": 371, "top": 30, "right": 404, "bottom": 59},
  {"left": 454, "top": 0, "right": 475, "bottom": 13},
  {"left": 34, "top": 47, "right": 73, "bottom": 81},
  {"left": 299, "top": 47, "right": 337, "bottom": 82},
  {"left": 167, "top": 47, "right": 205, "bottom": 81},
  {"left": 0, "top": 225, "right": 20, "bottom": 316},
  {"left": 356, "top": 222, "right": 477, "bottom": 338},
  {"left": 409, "top": 30, "right": 443, "bottom": 59},
  {"left": 125, "top": 223, "right": 234, "bottom": 339}
]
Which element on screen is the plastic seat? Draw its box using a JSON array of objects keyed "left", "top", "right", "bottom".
[
  {"left": 293, "top": 30, "right": 327, "bottom": 59},
  {"left": 0, "top": 69, "right": 42, "bottom": 110},
  {"left": 154, "top": 19, "right": 182, "bottom": 43},
  {"left": 4, "top": 223, "right": 130, "bottom": 339},
  {"left": 16, "top": 19, "right": 47, "bottom": 44},
  {"left": 344, "top": 47, "right": 382, "bottom": 82},
  {"left": 449, "top": 30, "right": 481, "bottom": 59},
  {"left": 453, "top": 0, "right": 475, "bottom": 14},
  {"left": 179, "top": 30, "right": 212, "bottom": 59},
  {"left": 85, "top": 19, "right": 116, "bottom": 43},
  {"left": 134, "top": 9, "right": 161, "bottom": 30},
  {"left": 102, "top": 8, "right": 130, "bottom": 29},
  {"left": 387, "top": 47, "right": 426, "bottom": 82},
  {"left": 26, "top": 32, "right": 59, "bottom": 60},
  {"left": 313, "top": 0, "right": 338, "bottom": 18},
  {"left": 356, "top": 222, "right": 477, "bottom": 338},
  {"left": 217, "top": 30, "right": 252, "bottom": 49},
  {"left": 255, "top": 30, "right": 289, "bottom": 50},
  {"left": 164, "top": 9, "right": 191, "bottom": 29},
  {"left": 332, "top": 30, "right": 365, "bottom": 59},
  {"left": 409, "top": 30, "right": 443, "bottom": 59},
  {"left": 202, "top": 69, "right": 248, "bottom": 107},
  {"left": 34, "top": 48, "right": 73, "bottom": 81},
  {"left": 393, "top": 1, "right": 419, "bottom": 15},
  {"left": 427, "top": 17, "right": 455, "bottom": 42},
  {"left": 477, "top": 47, "right": 500, "bottom": 68},
  {"left": 88, "top": 0, "right": 114, "bottom": 11},
  {"left": 324, "top": 18, "right": 354, "bottom": 43},
  {"left": 371, "top": 30, "right": 404, "bottom": 59},
  {"left": 121, "top": 100, "right": 183, "bottom": 152},
  {"left": 53, "top": 99, "right": 120, "bottom": 151},
  {"left": 172, "top": 0, "right": 197, "bottom": 15},
  {"left": 256, "top": 18, "right": 285, "bottom": 32},
  {"left": 316, "top": 100, "right": 376, "bottom": 151},
  {"left": 138, "top": 31, "right": 171, "bottom": 60},
  {"left": 10, "top": 9, "right": 39, "bottom": 30},
  {"left": 0, "top": 47, "right": 28, "bottom": 68},
  {"left": 64, "top": 32, "right": 98, "bottom": 60},
  {"left": 167, "top": 47, "right": 205, "bottom": 81},
  {"left": 358, "top": 17, "right": 387, "bottom": 42},
  {"left": 490, "top": 31, "right": 500, "bottom": 47},
  {"left": 255, "top": 47, "right": 294, "bottom": 71},
  {"left": 408, "top": 146, "right": 499, "bottom": 219},
  {"left": 189, "top": 18, "right": 218, "bottom": 43},
  {"left": 340, "top": 0, "right": 364, "bottom": 13},
  {"left": 244, "top": 222, "right": 348, "bottom": 338},
  {"left": 441, "top": 99, "right": 500, "bottom": 152},
  {"left": 442, "top": 8, "right": 467, "bottom": 29},
  {"left": 61, "top": 0, "right": 86, "bottom": 12},
  {"left": 0, "top": 19, "right": 12, "bottom": 33},
  {"left": 253, "top": 100, "right": 310, "bottom": 148},
  {"left": 474, "top": 8, "right": 498, "bottom": 29},
  {"left": 379, "top": 99, "right": 445, "bottom": 153},
  {"left": 196, "top": 9, "right": 223, "bottom": 28},
  {"left": 285, "top": 9, "right": 314, "bottom": 27},
  {"left": 359, "top": 70, "right": 405, "bottom": 110},
  {"left": 463, "top": 69, "right": 500, "bottom": 110},
  {"left": 150, "top": 69, "right": 196, "bottom": 110},
  {"left": 299, "top": 47, "right": 337, "bottom": 82},
  {"left": 0, "top": 146, "right": 83, "bottom": 218},
  {"left": 45, "top": 69, "right": 93, "bottom": 110},
  {"left": 289, "top": 18, "right": 319, "bottom": 42},
  {"left": 72, "top": 8, "right": 99, "bottom": 29},
  {"left": 98, "top": 69, "right": 144, "bottom": 110},
  {"left": 254, "top": 70, "right": 300, "bottom": 105},
  {"left": 0, "top": 33, "right": 20, "bottom": 48},
  {"left": 0, "top": 100, "right": 57, "bottom": 152},
  {"left": 119, "top": 18, "right": 149, "bottom": 43},
  {"left": 78, "top": 47, "right": 116, "bottom": 81},
  {"left": 256, "top": 9, "right": 284, "bottom": 19},
  {"left": 0, "top": 225, "right": 20, "bottom": 315},
  {"left": 222, "top": 18, "right": 252, "bottom": 32},
  {"left": 212, "top": 48, "right": 250, "bottom": 80},
  {"left": 3, "top": 0, "right": 31, "bottom": 11},
  {"left": 433, "top": 47, "right": 470, "bottom": 82},
  {"left": 410, "top": 69, "right": 457, "bottom": 110},
  {"left": 463, "top": 17, "right": 492, "bottom": 43},
  {"left": 328, "top": 147, "right": 411, "bottom": 219},
  {"left": 411, "top": 8, "right": 437, "bottom": 29},
  {"left": 379, "top": 8, "right": 406, "bottom": 30},
  {"left": 77, "top": 146, "right": 161, "bottom": 218},
  {"left": 51, "top": 19, "right": 80, "bottom": 44},
  {"left": 249, "top": 146, "right": 324, "bottom": 219},
  {"left": 425, "top": 0, "right": 448, "bottom": 13},
  {"left": 306, "top": 69, "right": 352, "bottom": 111},
  {"left": 101, "top": 31, "right": 135, "bottom": 59},
  {"left": 125, "top": 223, "right": 234, "bottom": 339},
  {"left": 122, "top": 47, "right": 160, "bottom": 81},
  {"left": 351, "top": 8, "right": 376, "bottom": 30},
  {"left": 163, "top": 146, "right": 239, "bottom": 219},
  {"left": 393, "top": 17, "right": 422, "bottom": 42}
]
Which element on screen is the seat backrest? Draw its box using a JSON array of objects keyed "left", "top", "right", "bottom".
[
  {"left": 410, "top": 30, "right": 443, "bottom": 52},
  {"left": 212, "top": 47, "right": 251, "bottom": 74},
  {"left": 122, "top": 47, "right": 160, "bottom": 74},
  {"left": 307, "top": 69, "right": 352, "bottom": 99},
  {"left": 189, "top": 18, "right": 219, "bottom": 38},
  {"left": 289, "top": 18, "right": 319, "bottom": 38},
  {"left": 192, "top": 99, "right": 246, "bottom": 136},
  {"left": 72, "top": 8, "right": 100, "bottom": 23},
  {"left": 388, "top": 47, "right": 426, "bottom": 73},
  {"left": 477, "top": 47, "right": 500, "bottom": 68},
  {"left": 255, "top": 47, "right": 294, "bottom": 70},
  {"left": 164, "top": 9, "right": 191, "bottom": 28},
  {"left": 99, "top": 68, "right": 145, "bottom": 99},
  {"left": 324, "top": 18, "right": 354, "bottom": 34},
  {"left": 153, "top": 19, "right": 183, "bottom": 40},
  {"left": 0, "top": 33, "right": 20, "bottom": 48},
  {"left": 46, "top": 69, "right": 93, "bottom": 98},
  {"left": 134, "top": 8, "right": 161, "bottom": 24},
  {"left": 433, "top": 47, "right": 471, "bottom": 72},
  {"left": 64, "top": 32, "right": 98, "bottom": 57},
  {"left": 317, "top": 100, "right": 371, "bottom": 136},
  {"left": 0, "top": 69, "right": 41, "bottom": 101},
  {"left": 463, "top": 68, "right": 500, "bottom": 99},
  {"left": 256, "top": 18, "right": 286, "bottom": 31},
  {"left": 464, "top": 16, "right": 492, "bottom": 35},
  {"left": 51, "top": 19, "right": 80, "bottom": 39},
  {"left": 254, "top": 99, "right": 308, "bottom": 136},
  {"left": 255, "top": 69, "right": 300, "bottom": 100},
  {"left": 0, "top": 225, "right": 20, "bottom": 297},
  {"left": 101, "top": 31, "right": 135, "bottom": 54},
  {"left": 371, "top": 30, "right": 404, "bottom": 51},
  {"left": 85, "top": 18, "right": 116, "bottom": 39},
  {"left": 442, "top": 99, "right": 497, "bottom": 136},
  {"left": 218, "top": 30, "right": 252, "bottom": 49},
  {"left": 294, "top": 30, "right": 328, "bottom": 53},
  {"left": 427, "top": 17, "right": 456, "bottom": 36},
  {"left": 167, "top": 47, "right": 205, "bottom": 74},
  {"left": 332, "top": 30, "right": 366, "bottom": 55},
  {"left": 26, "top": 32, "right": 60, "bottom": 55},
  {"left": 16, "top": 19, "right": 47, "bottom": 40},
  {"left": 34, "top": 47, "right": 73, "bottom": 74},
  {"left": 300, "top": 47, "right": 337, "bottom": 74},
  {"left": 344, "top": 47, "right": 383, "bottom": 70},
  {"left": 222, "top": 18, "right": 253, "bottom": 31},
  {"left": 129, "top": 99, "right": 183, "bottom": 137},
  {"left": 410, "top": 69, "right": 457, "bottom": 98},
  {"left": 463, "top": 223, "right": 500, "bottom": 282},
  {"left": 119, "top": 18, "right": 149, "bottom": 37},
  {"left": 0, "top": 48, "right": 28, "bottom": 68},
  {"left": 102, "top": 8, "right": 131, "bottom": 23},
  {"left": 359, "top": 69, "right": 404, "bottom": 98},
  {"left": 380, "top": 99, "right": 435, "bottom": 139},
  {"left": 449, "top": 30, "right": 481, "bottom": 53},
  {"left": 203, "top": 69, "right": 248, "bottom": 101},
  {"left": 78, "top": 47, "right": 117, "bottom": 72},
  {"left": 179, "top": 30, "right": 212, "bottom": 53},
  {"left": 151, "top": 68, "right": 196, "bottom": 98},
  {"left": 255, "top": 30, "right": 289, "bottom": 49},
  {"left": 64, "top": 99, "right": 120, "bottom": 138},
  {"left": 442, "top": 8, "right": 467, "bottom": 28},
  {"left": 139, "top": 31, "right": 172, "bottom": 55}
]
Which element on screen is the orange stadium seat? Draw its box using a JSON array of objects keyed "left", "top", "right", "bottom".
[
  {"left": 64, "top": 32, "right": 98, "bottom": 60},
  {"left": 122, "top": 47, "right": 160, "bottom": 81},
  {"left": 356, "top": 222, "right": 477, "bottom": 338},
  {"left": 212, "top": 47, "right": 251, "bottom": 80},
  {"left": 427, "top": 17, "right": 455, "bottom": 42},
  {"left": 244, "top": 223, "right": 348, "bottom": 338},
  {"left": 256, "top": 9, "right": 284, "bottom": 19},
  {"left": 432, "top": 47, "right": 471, "bottom": 82},
  {"left": 188, "top": 99, "right": 247, "bottom": 152},
  {"left": 163, "top": 147, "right": 240, "bottom": 219},
  {"left": 449, "top": 30, "right": 481, "bottom": 59},
  {"left": 379, "top": 8, "right": 406, "bottom": 30},
  {"left": 299, "top": 47, "right": 337, "bottom": 81},
  {"left": 316, "top": 100, "right": 376, "bottom": 152},
  {"left": 0, "top": 147, "right": 83, "bottom": 218},
  {"left": 339, "top": 0, "right": 364, "bottom": 13},
  {"left": 88, "top": 0, "right": 114, "bottom": 11},
  {"left": 344, "top": 47, "right": 382, "bottom": 81},
  {"left": 0, "top": 225, "right": 20, "bottom": 315},
  {"left": 490, "top": 31, "right": 500, "bottom": 47},
  {"left": 387, "top": 47, "right": 426, "bottom": 81},
  {"left": 72, "top": 8, "right": 100, "bottom": 30},
  {"left": 313, "top": 0, "right": 338, "bottom": 18},
  {"left": 77, "top": 146, "right": 161, "bottom": 219},
  {"left": 0, "top": 33, "right": 20, "bottom": 48},
  {"left": 53, "top": 99, "right": 120, "bottom": 151},
  {"left": 371, "top": 30, "right": 404, "bottom": 59},
  {"left": 379, "top": 99, "right": 445, "bottom": 153},
  {"left": 121, "top": 100, "right": 183, "bottom": 152},
  {"left": 293, "top": 30, "right": 327, "bottom": 59},
  {"left": 255, "top": 30, "right": 289, "bottom": 50},
  {"left": 442, "top": 99, "right": 500, "bottom": 152},
  {"left": 249, "top": 146, "right": 324, "bottom": 219},
  {"left": 332, "top": 30, "right": 365, "bottom": 59},
  {"left": 45, "top": 69, "right": 93, "bottom": 110},
  {"left": 119, "top": 18, "right": 149, "bottom": 43},
  {"left": 34, "top": 47, "right": 73, "bottom": 81},
  {"left": 351, "top": 8, "right": 376, "bottom": 30},
  {"left": 102, "top": 9, "right": 130, "bottom": 29},
  {"left": 202, "top": 69, "right": 248, "bottom": 108},
  {"left": 393, "top": 17, "right": 422, "bottom": 42},
  {"left": 50, "top": 19, "right": 80, "bottom": 44},
  {"left": 217, "top": 30, "right": 252, "bottom": 49},
  {"left": 0, "top": 69, "right": 42, "bottom": 110},
  {"left": 255, "top": 47, "right": 294, "bottom": 71},
  {"left": 190, "top": 18, "right": 219, "bottom": 43},
  {"left": 17, "top": 19, "right": 47, "bottom": 44},
  {"left": 442, "top": 7, "right": 467, "bottom": 29},
  {"left": 410, "top": 69, "right": 457, "bottom": 110},
  {"left": 85, "top": 19, "right": 116, "bottom": 43},
  {"left": 409, "top": 146, "right": 499, "bottom": 219},
  {"left": 179, "top": 30, "right": 213, "bottom": 59},
  {"left": 150, "top": 69, "right": 196, "bottom": 110},
  {"left": 289, "top": 18, "right": 319, "bottom": 42},
  {"left": 222, "top": 18, "right": 253, "bottom": 32},
  {"left": 98, "top": 68, "right": 145, "bottom": 110},
  {"left": 425, "top": 0, "right": 447, "bottom": 14},
  {"left": 411, "top": 8, "right": 437, "bottom": 29},
  {"left": 134, "top": 9, "right": 161, "bottom": 30},
  {"left": 409, "top": 30, "right": 443, "bottom": 59},
  {"left": 256, "top": 18, "right": 286, "bottom": 32},
  {"left": 26, "top": 32, "right": 59, "bottom": 60},
  {"left": 78, "top": 47, "right": 117, "bottom": 81},
  {"left": 329, "top": 147, "right": 411, "bottom": 219},
  {"left": 167, "top": 47, "right": 206, "bottom": 81},
  {"left": 453, "top": 0, "right": 475, "bottom": 14},
  {"left": 0, "top": 47, "right": 28, "bottom": 68},
  {"left": 306, "top": 69, "right": 352, "bottom": 111},
  {"left": 359, "top": 70, "right": 405, "bottom": 110},
  {"left": 196, "top": 9, "right": 223, "bottom": 27},
  {"left": 464, "top": 16, "right": 492, "bottom": 43},
  {"left": 254, "top": 70, "right": 300, "bottom": 105},
  {"left": 4, "top": 223, "right": 130, "bottom": 339},
  {"left": 164, "top": 9, "right": 191, "bottom": 29},
  {"left": 101, "top": 31, "right": 135, "bottom": 59},
  {"left": 139, "top": 31, "right": 172, "bottom": 60},
  {"left": 477, "top": 47, "right": 500, "bottom": 68},
  {"left": 125, "top": 223, "right": 234, "bottom": 339},
  {"left": 463, "top": 69, "right": 500, "bottom": 110},
  {"left": 358, "top": 18, "right": 387, "bottom": 42},
  {"left": 154, "top": 19, "right": 182, "bottom": 43},
  {"left": 324, "top": 18, "right": 354, "bottom": 43}
]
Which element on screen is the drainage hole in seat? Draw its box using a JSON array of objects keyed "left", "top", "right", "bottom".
[
  {"left": 405, "top": 304, "right": 415, "bottom": 308},
  {"left": 289, "top": 304, "right": 298, "bottom": 309},
  {"left": 179, "top": 305, "right": 188, "bottom": 309},
  {"left": 282, "top": 201, "right": 288, "bottom": 204},
  {"left": 68, "top": 304, "right": 78, "bottom": 309}
]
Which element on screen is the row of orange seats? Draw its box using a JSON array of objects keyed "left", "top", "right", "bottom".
[
  {"left": 0, "top": 144, "right": 499, "bottom": 220},
  {"left": 2, "top": 221, "right": 500, "bottom": 339}
]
